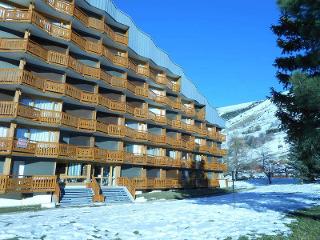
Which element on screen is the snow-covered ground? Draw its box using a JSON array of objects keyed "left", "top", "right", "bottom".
[{"left": 0, "top": 183, "right": 319, "bottom": 240}]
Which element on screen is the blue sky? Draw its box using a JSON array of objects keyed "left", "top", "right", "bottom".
[{"left": 113, "top": 0, "right": 282, "bottom": 107}]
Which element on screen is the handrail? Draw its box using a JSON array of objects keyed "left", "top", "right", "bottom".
[
  {"left": 91, "top": 175, "right": 105, "bottom": 202},
  {"left": 54, "top": 181, "right": 61, "bottom": 203}
]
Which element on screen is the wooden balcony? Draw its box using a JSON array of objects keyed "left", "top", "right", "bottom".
[
  {"left": 114, "top": 32, "right": 128, "bottom": 45},
  {"left": 148, "top": 133, "right": 166, "bottom": 145},
  {"left": 124, "top": 152, "right": 147, "bottom": 165},
  {"left": 125, "top": 127, "right": 148, "bottom": 141},
  {"left": 182, "top": 105, "right": 195, "bottom": 116},
  {"left": 100, "top": 70, "right": 127, "bottom": 89},
  {"left": 181, "top": 159, "right": 195, "bottom": 169},
  {"left": 181, "top": 122, "right": 196, "bottom": 132},
  {"left": 88, "top": 17, "right": 104, "bottom": 32},
  {"left": 98, "top": 95, "right": 126, "bottom": 113},
  {"left": 209, "top": 146, "right": 228, "bottom": 157},
  {"left": 0, "top": 137, "right": 127, "bottom": 164},
  {"left": 167, "top": 98, "right": 182, "bottom": 110},
  {"left": 171, "top": 82, "right": 181, "bottom": 93},
  {"left": 0, "top": 8, "right": 71, "bottom": 40},
  {"left": 148, "top": 91, "right": 167, "bottom": 105},
  {"left": 117, "top": 177, "right": 182, "bottom": 192},
  {"left": 44, "top": 0, "right": 74, "bottom": 15},
  {"left": 181, "top": 140, "right": 195, "bottom": 151},
  {"left": 171, "top": 158, "right": 182, "bottom": 168},
  {"left": 217, "top": 133, "right": 226, "bottom": 142},
  {"left": 148, "top": 111, "right": 167, "bottom": 125},
  {"left": 150, "top": 69, "right": 167, "bottom": 85},
  {"left": 168, "top": 119, "right": 182, "bottom": 129},
  {"left": 126, "top": 104, "right": 148, "bottom": 119},
  {"left": 126, "top": 82, "right": 148, "bottom": 98},
  {"left": 0, "top": 38, "right": 103, "bottom": 80},
  {"left": 197, "top": 125, "right": 208, "bottom": 136},
  {"left": 199, "top": 144, "right": 210, "bottom": 153},
  {"left": 204, "top": 162, "right": 228, "bottom": 172},
  {"left": 196, "top": 108, "right": 206, "bottom": 120},
  {"left": 128, "top": 59, "right": 149, "bottom": 77},
  {"left": 96, "top": 122, "right": 125, "bottom": 137},
  {"left": 0, "top": 175, "right": 57, "bottom": 194},
  {"left": 166, "top": 136, "right": 182, "bottom": 148},
  {"left": 113, "top": 54, "right": 128, "bottom": 68}
]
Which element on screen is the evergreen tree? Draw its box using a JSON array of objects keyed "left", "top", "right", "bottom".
[{"left": 271, "top": 0, "right": 320, "bottom": 181}]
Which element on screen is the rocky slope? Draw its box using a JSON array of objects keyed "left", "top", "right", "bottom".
[{"left": 218, "top": 99, "right": 290, "bottom": 174}]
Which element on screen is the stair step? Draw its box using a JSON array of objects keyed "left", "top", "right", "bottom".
[
  {"left": 101, "top": 186, "right": 134, "bottom": 203},
  {"left": 59, "top": 187, "right": 94, "bottom": 207}
]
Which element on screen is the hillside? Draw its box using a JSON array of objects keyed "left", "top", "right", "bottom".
[{"left": 218, "top": 99, "right": 290, "bottom": 175}]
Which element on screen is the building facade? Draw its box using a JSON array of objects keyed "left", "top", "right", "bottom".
[{"left": 0, "top": 0, "right": 226, "bottom": 204}]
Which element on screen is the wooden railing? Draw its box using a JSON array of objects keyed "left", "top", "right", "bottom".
[
  {"left": 0, "top": 8, "right": 71, "bottom": 40},
  {"left": 0, "top": 137, "right": 226, "bottom": 171},
  {"left": 0, "top": 8, "right": 184, "bottom": 95},
  {"left": 0, "top": 175, "right": 57, "bottom": 194},
  {"left": 91, "top": 176, "right": 105, "bottom": 202},
  {"left": 204, "top": 162, "right": 228, "bottom": 172},
  {"left": 148, "top": 133, "right": 166, "bottom": 145},
  {"left": 116, "top": 177, "right": 184, "bottom": 191},
  {"left": 127, "top": 81, "right": 148, "bottom": 98},
  {"left": 100, "top": 71, "right": 127, "bottom": 89},
  {"left": 168, "top": 119, "right": 182, "bottom": 129},
  {"left": 116, "top": 177, "right": 136, "bottom": 198},
  {"left": 45, "top": 0, "right": 74, "bottom": 15}
]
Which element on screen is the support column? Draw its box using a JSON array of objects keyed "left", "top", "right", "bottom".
[
  {"left": 3, "top": 157, "right": 12, "bottom": 175},
  {"left": 86, "top": 164, "right": 92, "bottom": 182},
  {"left": 108, "top": 166, "right": 113, "bottom": 186},
  {"left": 113, "top": 165, "right": 121, "bottom": 186}
]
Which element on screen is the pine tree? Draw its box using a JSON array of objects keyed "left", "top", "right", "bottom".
[{"left": 271, "top": 0, "right": 320, "bottom": 181}]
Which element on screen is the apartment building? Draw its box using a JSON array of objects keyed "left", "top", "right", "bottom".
[{"left": 0, "top": 0, "right": 227, "bottom": 205}]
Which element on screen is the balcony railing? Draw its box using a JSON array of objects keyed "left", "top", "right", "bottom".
[
  {"left": 0, "top": 68, "right": 215, "bottom": 141},
  {"left": 1, "top": 138, "right": 217, "bottom": 170},
  {"left": 44, "top": 0, "right": 74, "bottom": 15},
  {"left": 125, "top": 127, "right": 148, "bottom": 141},
  {"left": 126, "top": 104, "right": 148, "bottom": 119},
  {"left": 100, "top": 70, "right": 127, "bottom": 89},
  {"left": 0, "top": 175, "right": 57, "bottom": 194},
  {"left": 148, "top": 91, "right": 167, "bottom": 105},
  {"left": 0, "top": 8, "right": 71, "bottom": 40},
  {"left": 148, "top": 111, "right": 167, "bottom": 125},
  {"left": 0, "top": 135, "right": 199, "bottom": 168},
  {"left": 128, "top": 59, "right": 149, "bottom": 77},
  {"left": 148, "top": 133, "right": 166, "bottom": 145},
  {"left": 127, "top": 81, "right": 148, "bottom": 98},
  {"left": 0, "top": 8, "right": 183, "bottom": 96},
  {"left": 167, "top": 119, "right": 182, "bottom": 129},
  {"left": 204, "top": 162, "right": 228, "bottom": 172},
  {"left": 181, "top": 122, "right": 196, "bottom": 132}
]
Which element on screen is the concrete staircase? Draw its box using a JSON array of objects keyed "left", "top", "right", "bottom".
[
  {"left": 59, "top": 187, "right": 93, "bottom": 207},
  {"left": 101, "top": 186, "right": 134, "bottom": 204}
]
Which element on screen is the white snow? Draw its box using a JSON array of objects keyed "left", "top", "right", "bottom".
[
  {"left": 0, "top": 183, "right": 319, "bottom": 240},
  {"left": 218, "top": 99, "right": 290, "bottom": 166},
  {"left": 218, "top": 101, "right": 256, "bottom": 115}
]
